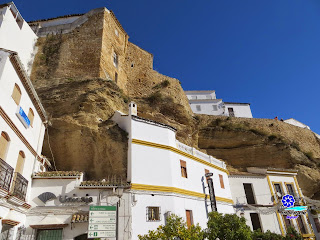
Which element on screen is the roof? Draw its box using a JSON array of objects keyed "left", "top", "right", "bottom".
[
  {"left": 266, "top": 168, "right": 298, "bottom": 174},
  {"left": 224, "top": 102, "right": 251, "bottom": 105},
  {"left": 0, "top": 48, "right": 47, "bottom": 122},
  {"left": 185, "top": 90, "right": 215, "bottom": 94},
  {"left": 189, "top": 98, "right": 222, "bottom": 103},
  {"left": 229, "top": 171, "right": 265, "bottom": 177},
  {"left": 132, "top": 115, "right": 177, "bottom": 132},
  {"left": 28, "top": 13, "right": 84, "bottom": 24}
]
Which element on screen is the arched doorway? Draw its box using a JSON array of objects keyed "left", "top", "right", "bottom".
[{"left": 74, "top": 233, "right": 88, "bottom": 240}]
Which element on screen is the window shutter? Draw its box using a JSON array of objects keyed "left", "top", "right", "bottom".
[
  {"left": 219, "top": 174, "right": 225, "bottom": 189},
  {"left": 186, "top": 210, "right": 193, "bottom": 227},
  {"left": 250, "top": 213, "right": 262, "bottom": 230},
  {"left": 180, "top": 160, "right": 186, "bottom": 168},
  {"left": 15, "top": 151, "right": 25, "bottom": 174},
  {"left": 28, "top": 108, "right": 34, "bottom": 127},
  {"left": 12, "top": 84, "right": 22, "bottom": 105},
  {"left": 0, "top": 132, "right": 10, "bottom": 160},
  {"left": 243, "top": 183, "right": 256, "bottom": 204}
]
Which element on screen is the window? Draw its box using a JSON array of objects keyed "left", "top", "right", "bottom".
[
  {"left": 115, "top": 72, "right": 118, "bottom": 83},
  {"left": 219, "top": 174, "right": 225, "bottom": 189},
  {"left": 243, "top": 183, "right": 256, "bottom": 204},
  {"left": 186, "top": 210, "right": 193, "bottom": 227},
  {"left": 180, "top": 160, "right": 187, "bottom": 178},
  {"left": 12, "top": 83, "right": 21, "bottom": 105},
  {"left": 250, "top": 213, "right": 262, "bottom": 231},
  {"left": 36, "top": 229, "right": 63, "bottom": 240},
  {"left": 314, "top": 218, "right": 320, "bottom": 233},
  {"left": 196, "top": 105, "right": 201, "bottom": 111},
  {"left": 274, "top": 183, "right": 283, "bottom": 197},
  {"left": 191, "top": 96, "right": 197, "bottom": 100},
  {"left": 113, "top": 52, "right": 118, "bottom": 68},
  {"left": 206, "top": 95, "right": 211, "bottom": 99},
  {"left": 0, "top": 132, "right": 10, "bottom": 160},
  {"left": 28, "top": 108, "right": 34, "bottom": 127},
  {"left": 15, "top": 151, "right": 25, "bottom": 174},
  {"left": 297, "top": 216, "right": 307, "bottom": 234},
  {"left": 147, "top": 207, "right": 160, "bottom": 221},
  {"left": 228, "top": 108, "right": 235, "bottom": 117},
  {"left": 286, "top": 183, "right": 296, "bottom": 197},
  {"left": 283, "top": 215, "right": 292, "bottom": 229},
  {"left": 212, "top": 105, "right": 218, "bottom": 111}
]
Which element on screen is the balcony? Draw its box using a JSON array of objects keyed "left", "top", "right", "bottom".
[
  {"left": 11, "top": 172, "right": 28, "bottom": 201},
  {"left": 0, "top": 158, "right": 14, "bottom": 192}
]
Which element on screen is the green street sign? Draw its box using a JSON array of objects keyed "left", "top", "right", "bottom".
[{"left": 89, "top": 206, "right": 116, "bottom": 211}]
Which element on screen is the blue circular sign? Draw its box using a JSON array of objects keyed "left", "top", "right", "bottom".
[{"left": 281, "top": 194, "right": 295, "bottom": 208}]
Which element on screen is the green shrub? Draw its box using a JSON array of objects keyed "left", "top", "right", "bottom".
[
  {"left": 152, "top": 80, "right": 170, "bottom": 89},
  {"left": 138, "top": 214, "right": 204, "bottom": 240},
  {"left": 206, "top": 212, "right": 252, "bottom": 240},
  {"left": 252, "top": 229, "right": 282, "bottom": 240},
  {"left": 147, "top": 91, "right": 162, "bottom": 104}
]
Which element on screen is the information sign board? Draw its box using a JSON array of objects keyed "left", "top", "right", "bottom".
[{"left": 88, "top": 206, "right": 117, "bottom": 239}]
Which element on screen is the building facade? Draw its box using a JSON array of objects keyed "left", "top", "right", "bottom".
[
  {"left": 229, "top": 168, "right": 315, "bottom": 239},
  {"left": 112, "top": 102, "right": 235, "bottom": 238},
  {"left": 24, "top": 172, "right": 131, "bottom": 240},
  {"left": 185, "top": 90, "right": 253, "bottom": 118},
  {"left": 0, "top": 3, "right": 50, "bottom": 238}
]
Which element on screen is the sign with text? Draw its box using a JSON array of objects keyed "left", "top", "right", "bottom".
[{"left": 88, "top": 206, "right": 117, "bottom": 239}]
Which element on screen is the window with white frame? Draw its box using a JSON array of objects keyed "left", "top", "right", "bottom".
[
  {"left": 196, "top": 105, "right": 201, "bottom": 111},
  {"left": 146, "top": 207, "right": 160, "bottom": 221},
  {"left": 212, "top": 105, "right": 218, "bottom": 111}
]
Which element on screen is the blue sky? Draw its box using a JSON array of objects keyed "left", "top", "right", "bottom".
[{"left": 6, "top": 0, "right": 320, "bottom": 133}]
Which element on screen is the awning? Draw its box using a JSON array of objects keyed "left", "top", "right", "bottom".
[
  {"left": 2, "top": 210, "right": 20, "bottom": 226},
  {"left": 30, "top": 214, "right": 68, "bottom": 229}
]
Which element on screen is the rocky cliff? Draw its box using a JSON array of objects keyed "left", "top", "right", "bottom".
[{"left": 29, "top": 9, "right": 320, "bottom": 199}]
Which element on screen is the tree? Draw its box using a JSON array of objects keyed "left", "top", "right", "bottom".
[
  {"left": 252, "top": 229, "right": 283, "bottom": 240},
  {"left": 138, "top": 214, "right": 205, "bottom": 240},
  {"left": 282, "top": 227, "right": 303, "bottom": 240},
  {"left": 205, "top": 212, "right": 252, "bottom": 240}
]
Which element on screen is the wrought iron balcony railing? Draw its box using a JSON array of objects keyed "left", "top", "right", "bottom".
[
  {"left": 0, "top": 158, "right": 14, "bottom": 192},
  {"left": 11, "top": 172, "right": 28, "bottom": 201}
]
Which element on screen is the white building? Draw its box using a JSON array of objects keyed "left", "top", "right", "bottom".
[
  {"left": 185, "top": 90, "right": 253, "bottom": 118},
  {"left": 0, "top": 2, "right": 38, "bottom": 73},
  {"left": 112, "top": 102, "right": 235, "bottom": 238},
  {"left": 284, "top": 118, "right": 311, "bottom": 130},
  {"left": 0, "top": 3, "right": 50, "bottom": 238},
  {"left": 24, "top": 171, "right": 131, "bottom": 240},
  {"left": 0, "top": 49, "right": 50, "bottom": 238},
  {"left": 229, "top": 167, "right": 315, "bottom": 239}
]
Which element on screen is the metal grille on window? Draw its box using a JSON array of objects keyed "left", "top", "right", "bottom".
[
  {"left": 146, "top": 207, "right": 161, "bottom": 221},
  {"left": 36, "top": 229, "right": 63, "bottom": 240}
]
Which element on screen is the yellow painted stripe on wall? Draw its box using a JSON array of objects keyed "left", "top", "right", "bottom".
[
  {"left": 131, "top": 183, "right": 234, "bottom": 204},
  {"left": 132, "top": 139, "right": 229, "bottom": 174},
  {"left": 267, "top": 175, "right": 285, "bottom": 236}
]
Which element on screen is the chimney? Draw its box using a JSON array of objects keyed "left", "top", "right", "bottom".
[{"left": 129, "top": 102, "right": 137, "bottom": 116}]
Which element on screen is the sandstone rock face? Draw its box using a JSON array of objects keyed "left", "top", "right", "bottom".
[
  {"left": 197, "top": 116, "right": 320, "bottom": 199},
  {"left": 37, "top": 79, "right": 129, "bottom": 180}
]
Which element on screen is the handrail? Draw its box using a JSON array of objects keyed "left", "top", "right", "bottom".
[{"left": 0, "top": 158, "right": 14, "bottom": 192}]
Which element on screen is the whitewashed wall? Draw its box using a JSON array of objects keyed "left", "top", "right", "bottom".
[
  {"left": 185, "top": 91, "right": 217, "bottom": 100},
  {"left": 0, "top": 5, "right": 37, "bottom": 72},
  {"left": 229, "top": 175, "right": 282, "bottom": 234},
  {"left": 189, "top": 100, "right": 224, "bottom": 116},
  {"left": 284, "top": 119, "right": 310, "bottom": 130},
  {"left": 224, "top": 103, "right": 253, "bottom": 118}
]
